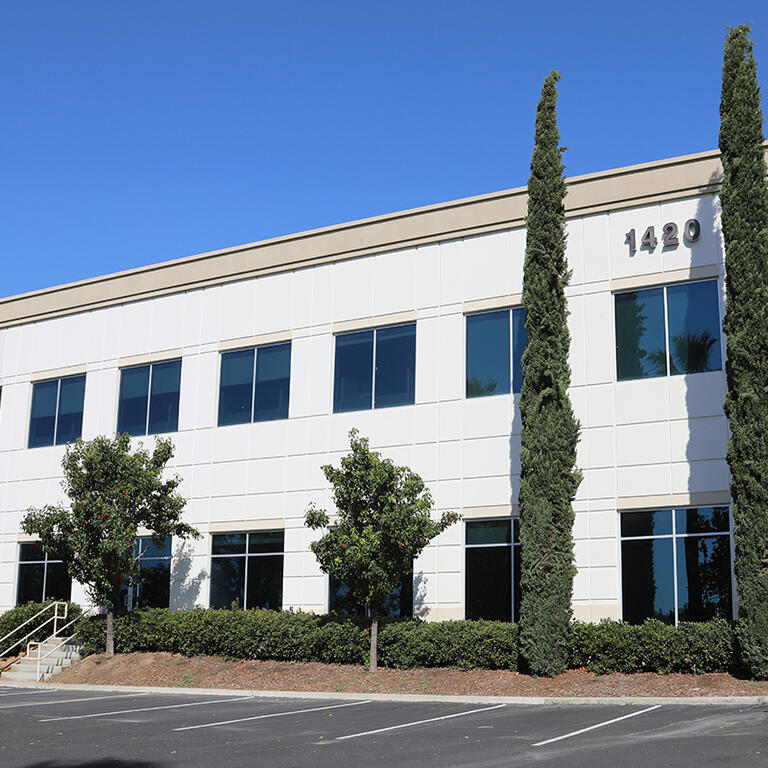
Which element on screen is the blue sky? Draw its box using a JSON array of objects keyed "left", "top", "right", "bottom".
[{"left": 2, "top": 2, "right": 768, "bottom": 297}]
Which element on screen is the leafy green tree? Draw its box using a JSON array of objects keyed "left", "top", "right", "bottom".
[
  {"left": 21, "top": 434, "right": 199, "bottom": 657},
  {"left": 719, "top": 24, "right": 768, "bottom": 679},
  {"left": 518, "top": 71, "right": 582, "bottom": 676},
  {"left": 305, "top": 429, "right": 458, "bottom": 671}
]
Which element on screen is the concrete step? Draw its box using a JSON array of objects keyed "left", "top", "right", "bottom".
[{"left": 0, "top": 635, "right": 82, "bottom": 682}]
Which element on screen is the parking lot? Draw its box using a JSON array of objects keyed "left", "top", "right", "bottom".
[{"left": 0, "top": 685, "right": 766, "bottom": 768}]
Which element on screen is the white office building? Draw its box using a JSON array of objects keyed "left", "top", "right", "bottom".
[{"left": 0, "top": 148, "right": 738, "bottom": 626}]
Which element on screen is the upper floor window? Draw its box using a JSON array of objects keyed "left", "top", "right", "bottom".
[
  {"left": 117, "top": 359, "right": 181, "bottom": 436},
  {"left": 620, "top": 506, "right": 732, "bottom": 625},
  {"left": 16, "top": 542, "right": 71, "bottom": 605},
  {"left": 333, "top": 323, "right": 416, "bottom": 413},
  {"left": 465, "top": 518, "right": 520, "bottom": 622},
  {"left": 466, "top": 308, "right": 527, "bottom": 397},
  {"left": 209, "top": 530, "right": 284, "bottom": 610},
  {"left": 28, "top": 374, "right": 86, "bottom": 448},
  {"left": 615, "top": 280, "right": 722, "bottom": 382},
  {"left": 218, "top": 342, "right": 291, "bottom": 426}
]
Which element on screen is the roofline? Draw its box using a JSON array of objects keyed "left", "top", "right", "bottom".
[{"left": 0, "top": 147, "right": 736, "bottom": 329}]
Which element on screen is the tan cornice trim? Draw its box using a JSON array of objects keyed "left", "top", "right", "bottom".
[
  {"left": 209, "top": 519, "right": 286, "bottom": 533},
  {"left": 30, "top": 364, "right": 87, "bottom": 383},
  {"left": 17, "top": 533, "right": 40, "bottom": 543},
  {"left": 462, "top": 504, "right": 516, "bottom": 519},
  {"left": 463, "top": 294, "right": 523, "bottom": 315},
  {"left": 218, "top": 331, "right": 292, "bottom": 353},
  {"left": 611, "top": 265, "right": 721, "bottom": 293},
  {"left": 332, "top": 310, "right": 417, "bottom": 335},
  {"left": 1, "top": 146, "right": 753, "bottom": 330},
  {"left": 119, "top": 348, "right": 182, "bottom": 368},
  {"left": 616, "top": 491, "right": 731, "bottom": 510}
]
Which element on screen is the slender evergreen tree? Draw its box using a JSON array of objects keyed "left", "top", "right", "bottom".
[
  {"left": 719, "top": 24, "right": 768, "bottom": 679},
  {"left": 518, "top": 71, "right": 582, "bottom": 677}
]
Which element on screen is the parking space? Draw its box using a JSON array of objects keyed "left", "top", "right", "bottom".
[{"left": 0, "top": 686, "right": 765, "bottom": 767}]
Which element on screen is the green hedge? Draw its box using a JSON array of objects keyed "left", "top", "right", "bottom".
[
  {"left": 1, "top": 601, "right": 82, "bottom": 657},
  {"left": 74, "top": 608, "right": 737, "bottom": 675},
  {"left": 569, "top": 618, "right": 736, "bottom": 674}
]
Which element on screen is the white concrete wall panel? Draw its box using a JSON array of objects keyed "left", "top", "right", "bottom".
[{"left": 0, "top": 190, "right": 732, "bottom": 619}]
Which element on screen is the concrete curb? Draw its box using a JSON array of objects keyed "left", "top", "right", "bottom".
[{"left": 1, "top": 679, "right": 767, "bottom": 706}]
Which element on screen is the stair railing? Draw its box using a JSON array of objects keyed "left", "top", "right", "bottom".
[
  {"left": 27, "top": 609, "right": 85, "bottom": 682},
  {"left": 0, "top": 602, "right": 68, "bottom": 662}
]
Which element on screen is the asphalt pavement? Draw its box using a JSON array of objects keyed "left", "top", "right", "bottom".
[{"left": 0, "top": 684, "right": 765, "bottom": 767}]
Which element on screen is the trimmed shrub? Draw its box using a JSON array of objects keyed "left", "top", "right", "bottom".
[
  {"left": 569, "top": 618, "right": 736, "bottom": 675},
  {"left": 0, "top": 601, "right": 81, "bottom": 657},
  {"left": 379, "top": 619, "right": 518, "bottom": 670}
]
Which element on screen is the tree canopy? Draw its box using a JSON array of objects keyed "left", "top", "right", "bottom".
[{"left": 22, "top": 434, "right": 199, "bottom": 655}]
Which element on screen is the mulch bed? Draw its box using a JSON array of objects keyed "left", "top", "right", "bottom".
[{"left": 51, "top": 652, "right": 768, "bottom": 697}]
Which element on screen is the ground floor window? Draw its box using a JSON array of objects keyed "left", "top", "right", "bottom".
[
  {"left": 621, "top": 506, "right": 732, "bottom": 625},
  {"left": 465, "top": 518, "right": 520, "bottom": 622},
  {"left": 16, "top": 542, "right": 71, "bottom": 605},
  {"left": 210, "top": 531, "right": 284, "bottom": 610},
  {"left": 121, "top": 537, "right": 172, "bottom": 611},
  {"left": 328, "top": 573, "right": 413, "bottom": 618}
]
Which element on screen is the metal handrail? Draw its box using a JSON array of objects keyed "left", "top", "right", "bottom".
[
  {"left": 0, "top": 602, "right": 68, "bottom": 659},
  {"left": 27, "top": 609, "right": 94, "bottom": 682}
]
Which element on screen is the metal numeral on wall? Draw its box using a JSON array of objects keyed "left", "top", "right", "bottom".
[
  {"left": 641, "top": 226, "right": 658, "bottom": 250},
  {"left": 662, "top": 222, "right": 679, "bottom": 247},
  {"left": 684, "top": 218, "right": 701, "bottom": 242}
]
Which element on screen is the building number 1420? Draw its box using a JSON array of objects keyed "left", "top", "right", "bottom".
[{"left": 625, "top": 218, "right": 701, "bottom": 255}]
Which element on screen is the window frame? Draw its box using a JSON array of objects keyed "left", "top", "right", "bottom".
[
  {"left": 27, "top": 373, "right": 86, "bottom": 449},
  {"left": 116, "top": 358, "right": 182, "bottom": 437},
  {"left": 463, "top": 517, "right": 521, "bottom": 622},
  {"left": 613, "top": 278, "right": 724, "bottom": 382},
  {"left": 332, "top": 322, "right": 416, "bottom": 414},
  {"left": 208, "top": 530, "right": 285, "bottom": 610},
  {"left": 618, "top": 506, "right": 735, "bottom": 626},
  {"left": 464, "top": 306, "right": 526, "bottom": 399},
  {"left": 216, "top": 341, "right": 292, "bottom": 427}
]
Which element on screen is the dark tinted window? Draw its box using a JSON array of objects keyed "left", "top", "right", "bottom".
[
  {"left": 210, "top": 531, "right": 284, "bottom": 610},
  {"left": 512, "top": 307, "right": 527, "bottom": 394},
  {"left": 621, "top": 507, "right": 732, "bottom": 625},
  {"left": 218, "top": 349, "right": 255, "bottom": 426},
  {"left": 55, "top": 375, "right": 86, "bottom": 445},
  {"left": 148, "top": 360, "right": 181, "bottom": 434},
  {"left": 615, "top": 288, "right": 667, "bottom": 380},
  {"left": 666, "top": 281, "right": 722, "bottom": 374},
  {"left": 466, "top": 310, "right": 510, "bottom": 398},
  {"left": 28, "top": 375, "right": 86, "bottom": 449},
  {"left": 254, "top": 343, "right": 291, "bottom": 421},
  {"left": 374, "top": 324, "right": 416, "bottom": 408},
  {"left": 333, "top": 330, "right": 374, "bottom": 413},
  {"left": 117, "top": 365, "right": 150, "bottom": 436}
]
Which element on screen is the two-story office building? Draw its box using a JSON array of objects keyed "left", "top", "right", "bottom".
[{"left": 0, "top": 148, "right": 739, "bottom": 626}]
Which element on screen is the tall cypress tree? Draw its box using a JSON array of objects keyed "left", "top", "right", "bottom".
[
  {"left": 518, "top": 72, "right": 582, "bottom": 677},
  {"left": 719, "top": 25, "right": 768, "bottom": 680}
]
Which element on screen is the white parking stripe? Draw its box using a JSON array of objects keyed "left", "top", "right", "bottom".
[
  {"left": 0, "top": 690, "right": 50, "bottom": 697},
  {"left": 335, "top": 704, "right": 507, "bottom": 740},
  {"left": 174, "top": 700, "right": 371, "bottom": 731},
  {"left": 0, "top": 693, "right": 146, "bottom": 710},
  {"left": 532, "top": 705, "right": 663, "bottom": 747},
  {"left": 39, "top": 696, "right": 254, "bottom": 721}
]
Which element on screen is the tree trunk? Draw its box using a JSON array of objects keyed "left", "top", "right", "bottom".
[
  {"left": 106, "top": 609, "right": 114, "bottom": 657},
  {"left": 369, "top": 611, "right": 378, "bottom": 673}
]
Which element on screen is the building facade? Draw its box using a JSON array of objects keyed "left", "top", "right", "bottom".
[{"left": 0, "top": 149, "right": 738, "bottom": 625}]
